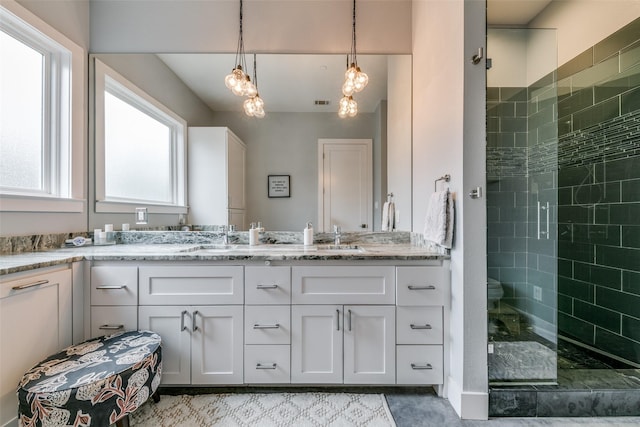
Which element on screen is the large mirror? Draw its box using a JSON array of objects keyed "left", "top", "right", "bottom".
[{"left": 89, "top": 53, "right": 412, "bottom": 232}]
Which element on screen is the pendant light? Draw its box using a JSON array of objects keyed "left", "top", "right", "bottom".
[
  {"left": 339, "top": 0, "right": 368, "bottom": 118},
  {"left": 244, "top": 54, "right": 265, "bottom": 118},
  {"left": 224, "top": 0, "right": 256, "bottom": 97}
]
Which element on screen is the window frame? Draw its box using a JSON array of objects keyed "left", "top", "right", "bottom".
[
  {"left": 0, "top": 1, "right": 83, "bottom": 213},
  {"left": 93, "top": 59, "right": 187, "bottom": 214}
]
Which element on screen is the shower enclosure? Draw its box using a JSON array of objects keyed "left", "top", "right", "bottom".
[
  {"left": 487, "top": 28, "right": 559, "bottom": 383},
  {"left": 487, "top": 21, "right": 640, "bottom": 387}
]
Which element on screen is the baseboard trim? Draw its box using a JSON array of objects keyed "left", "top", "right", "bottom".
[{"left": 447, "top": 376, "right": 488, "bottom": 420}]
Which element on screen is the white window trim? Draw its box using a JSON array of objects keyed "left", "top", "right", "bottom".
[
  {"left": 94, "top": 59, "right": 187, "bottom": 214},
  {"left": 0, "top": 0, "right": 84, "bottom": 213}
]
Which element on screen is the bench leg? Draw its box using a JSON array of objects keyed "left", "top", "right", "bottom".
[
  {"left": 152, "top": 391, "right": 161, "bottom": 403},
  {"left": 115, "top": 415, "right": 130, "bottom": 427}
]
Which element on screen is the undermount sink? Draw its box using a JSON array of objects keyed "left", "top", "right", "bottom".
[
  {"left": 316, "top": 244, "right": 363, "bottom": 252},
  {"left": 179, "top": 244, "right": 238, "bottom": 253}
]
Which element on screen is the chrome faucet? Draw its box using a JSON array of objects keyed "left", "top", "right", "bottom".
[
  {"left": 222, "top": 225, "right": 236, "bottom": 245},
  {"left": 333, "top": 225, "right": 341, "bottom": 245}
]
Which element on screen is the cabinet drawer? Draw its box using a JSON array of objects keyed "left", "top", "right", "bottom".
[
  {"left": 91, "top": 266, "right": 138, "bottom": 305},
  {"left": 396, "top": 267, "right": 448, "bottom": 306},
  {"left": 245, "top": 306, "right": 290, "bottom": 345},
  {"left": 244, "top": 345, "right": 290, "bottom": 383},
  {"left": 139, "top": 266, "right": 243, "bottom": 305},
  {"left": 91, "top": 306, "right": 137, "bottom": 338},
  {"left": 397, "top": 345, "right": 443, "bottom": 385},
  {"left": 292, "top": 266, "right": 395, "bottom": 304},
  {"left": 396, "top": 307, "right": 443, "bottom": 345},
  {"left": 245, "top": 266, "right": 291, "bottom": 305}
]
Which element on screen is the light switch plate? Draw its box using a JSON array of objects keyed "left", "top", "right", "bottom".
[{"left": 135, "top": 207, "right": 148, "bottom": 224}]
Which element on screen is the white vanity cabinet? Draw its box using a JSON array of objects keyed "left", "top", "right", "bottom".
[
  {"left": 1, "top": 266, "right": 72, "bottom": 427},
  {"left": 244, "top": 266, "right": 291, "bottom": 384},
  {"left": 291, "top": 304, "right": 396, "bottom": 384},
  {"left": 138, "top": 266, "right": 244, "bottom": 385},
  {"left": 90, "top": 265, "right": 138, "bottom": 337},
  {"left": 188, "top": 127, "right": 246, "bottom": 229},
  {"left": 395, "top": 266, "right": 450, "bottom": 386},
  {"left": 291, "top": 266, "right": 396, "bottom": 384}
]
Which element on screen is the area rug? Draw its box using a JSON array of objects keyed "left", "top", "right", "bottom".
[
  {"left": 489, "top": 341, "right": 556, "bottom": 381},
  {"left": 130, "top": 392, "right": 397, "bottom": 427}
]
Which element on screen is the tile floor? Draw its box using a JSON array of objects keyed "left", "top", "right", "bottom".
[{"left": 386, "top": 389, "right": 640, "bottom": 426}]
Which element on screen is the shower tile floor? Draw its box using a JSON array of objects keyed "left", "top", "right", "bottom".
[{"left": 488, "top": 310, "right": 640, "bottom": 417}]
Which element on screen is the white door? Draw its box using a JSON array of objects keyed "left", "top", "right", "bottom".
[
  {"left": 291, "top": 305, "right": 343, "bottom": 383},
  {"left": 318, "top": 139, "right": 373, "bottom": 232},
  {"left": 138, "top": 306, "right": 191, "bottom": 385},
  {"left": 344, "top": 305, "right": 396, "bottom": 384},
  {"left": 191, "top": 305, "right": 244, "bottom": 385}
]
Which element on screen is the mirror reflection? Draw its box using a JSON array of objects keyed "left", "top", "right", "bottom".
[{"left": 90, "top": 53, "right": 411, "bottom": 232}]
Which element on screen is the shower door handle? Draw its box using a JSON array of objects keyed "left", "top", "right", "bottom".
[{"left": 537, "top": 201, "right": 550, "bottom": 240}]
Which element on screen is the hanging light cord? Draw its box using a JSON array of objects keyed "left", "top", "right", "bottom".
[
  {"left": 253, "top": 53, "right": 258, "bottom": 90},
  {"left": 350, "top": 0, "right": 357, "bottom": 67},
  {"left": 234, "top": 0, "right": 246, "bottom": 71}
]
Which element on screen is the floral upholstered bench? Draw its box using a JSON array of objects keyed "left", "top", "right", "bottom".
[{"left": 17, "top": 330, "right": 162, "bottom": 427}]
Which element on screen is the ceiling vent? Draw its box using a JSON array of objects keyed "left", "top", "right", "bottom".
[{"left": 314, "top": 100, "right": 330, "bottom": 105}]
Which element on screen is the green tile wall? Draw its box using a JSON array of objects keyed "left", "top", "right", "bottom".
[{"left": 557, "top": 18, "right": 640, "bottom": 364}]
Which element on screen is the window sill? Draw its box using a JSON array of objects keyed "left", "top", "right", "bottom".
[
  {"left": 95, "top": 200, "right": 188, "bottom": 215},
  {"left": 0, "top": 195, "right": 86, "bottom": 213}
]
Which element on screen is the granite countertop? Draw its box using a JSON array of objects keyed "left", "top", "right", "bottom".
[{"left": 0, "top": 243, "right": 448, "bottom": 276}]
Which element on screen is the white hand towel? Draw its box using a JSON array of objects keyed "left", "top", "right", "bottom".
[
  {"left": 423, "top": 189, "right": 454, "bottom": 248},
  {"left": 388, "top": 201, "right": 395, "bottom": 231}
]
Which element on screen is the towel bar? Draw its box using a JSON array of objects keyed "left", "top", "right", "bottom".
[{"left": 434, "top": 174, "right": 451, "bottom": 191}]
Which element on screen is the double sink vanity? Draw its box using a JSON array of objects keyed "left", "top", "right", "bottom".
[{"left": 0, "top": 231, "right": 450, "bottom": 425}]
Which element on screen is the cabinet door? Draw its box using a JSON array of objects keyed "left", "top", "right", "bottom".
[
  {"left": 138, "top": 306, "right": 191, "bottom": 385},
  {"left": 291, "top": 305, "right": 342, "bottom": 383},
  {"left": 1, "top": 268, "right": 72, "bottom": 427},
  {"left": 191, "top": 305, "right": 243, "bottom": 385},
  {"left": 344, "top": 305, "right": 396, "bottom": 384}
]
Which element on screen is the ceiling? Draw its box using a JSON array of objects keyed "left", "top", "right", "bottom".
[
  {"left": 157, "top": 1, "right": 553, "bottom": 114},
  {"left": 487, "top": 0, "right": 553, "bottom": 26},
  {"left": 158, "top": 53, "right": 391, "bottom": 114}
]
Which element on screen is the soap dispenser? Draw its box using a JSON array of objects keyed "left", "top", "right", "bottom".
[
  {"left": 304, "top": 222, "right": 314, "bottom": 246},
  {"left": 249, "top": 222, "right": 259, "bottom": 246}
]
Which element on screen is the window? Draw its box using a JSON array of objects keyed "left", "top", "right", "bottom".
[
  {"left": 0, "top": 1, "right": 84, "bottom": 212},
  {"left": 94, "top": 59, "right": 187, "bottom": 213}
]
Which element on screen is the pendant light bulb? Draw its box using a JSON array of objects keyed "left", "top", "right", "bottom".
[
  {"left": 345, "top": 63, "right": 358, "bottom": 81},
  {"left": 243, "top": 97, "right": 256, "bottom": 116},
  {"left": 342, "top": 80, "right": 355, "bottom": 96},
  {"left": 354, "top": 68, "right": 368, "bottom": 92},
  {"left": 254, "top": 107, "right": 265, "bottom": 118},
  {"left": 348, "top": 97, "right": 358, "bottom": 117}
]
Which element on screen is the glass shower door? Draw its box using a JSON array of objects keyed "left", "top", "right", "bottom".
[{"left": 487, "top": 28, "right": 558, "bottom": 384}]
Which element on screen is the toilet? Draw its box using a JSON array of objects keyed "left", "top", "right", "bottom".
[{"left": 487, "top": 277, "right": 504, "bottom": 309}]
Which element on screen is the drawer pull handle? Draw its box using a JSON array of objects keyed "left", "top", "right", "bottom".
[
  {"left": 410, "top": 324, "right": 432, "bottom": 330},
  {"left": 12, "top": 279, "right": 49, "bottom": 291},
  {"left": 99, "top": 324, "right": 124, "bottom": 330},
  {"left": 193, "top": 310, "right": 200, "bottom": 332},
  {"left": 336, "top": 309, "right": 340, "bottom": 331},
  {"left": 407, "top": 285, "right": 436, "bottom": 290},
  {"left": 256, "top": 363, "right": 277, "bottom": 370},
  {"left": 411, "top": 363, "right": 433, "bottom": 370},
  {"left": 256, "top": 284, "right": 278, "bottom": 289},
  {"left": 253, "top": 323, "right": 280, "bottom": 329},
  {"left": 181, "top": 310, "right": 188, "bottom": 332},
  {"left": 96, "top": 285, "right": 127, "bottom": 290},
  {"left": 348, "top": 309, "right": 352, "bottom": 332}
]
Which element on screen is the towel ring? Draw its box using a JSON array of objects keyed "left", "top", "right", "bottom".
[{"left": 434, "top": 174, "right": 451, "bottom": 191}]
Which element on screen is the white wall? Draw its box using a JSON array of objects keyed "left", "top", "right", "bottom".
[
  {"left": 208, "top": 112, "right": 376, "bottom": 231},
  {"left": 529, "top": 0, "right": 640, "bottom": 66},
  {"left": 413, "top": 0, "right": 487, "bottom": 419},
  {"left": 90, "top": 0, "right": 412, "bottom": 54}
]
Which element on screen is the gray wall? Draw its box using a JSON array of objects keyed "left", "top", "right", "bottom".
[{"left": 208, "top": 112, "right": 376, "bottom": 231}]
